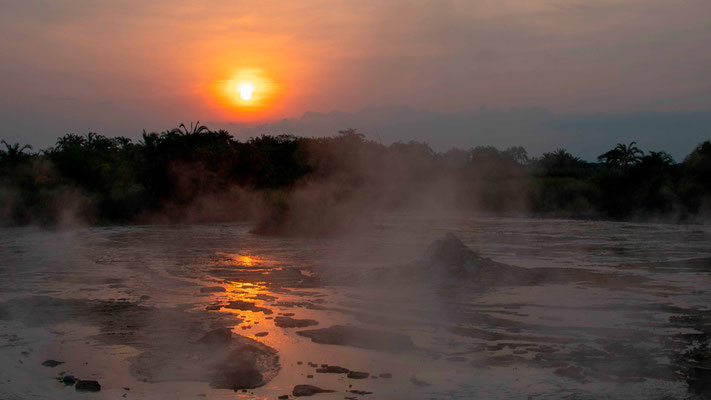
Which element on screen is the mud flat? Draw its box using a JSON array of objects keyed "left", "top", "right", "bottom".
[
  {"left": 0, "top": 295, "right": 280, "bottom": 391},
  {"left": 0, "top": 217, "right": 709, "bottom": 399}
]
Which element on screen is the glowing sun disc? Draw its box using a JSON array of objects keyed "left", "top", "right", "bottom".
[{"left": 238, "top": 82, "right": 254, "bottom": 100}]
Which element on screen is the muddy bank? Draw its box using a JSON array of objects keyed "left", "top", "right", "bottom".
[{"left": 0, "top": 296, "right": 280, "bottom": 390}]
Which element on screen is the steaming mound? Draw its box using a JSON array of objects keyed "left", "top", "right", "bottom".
[
  {"left": 411, "top": 233, "right": 652, "bottom": 288},
  {"left": 415, "top": 233, "right": 534, "bottom": 285}
]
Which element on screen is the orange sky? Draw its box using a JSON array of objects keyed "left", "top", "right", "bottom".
[{"left": 1, "top": 0, "right": 710, "bottom": 150}]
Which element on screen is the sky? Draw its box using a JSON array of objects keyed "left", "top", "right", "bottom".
[{"left": 1, "top": 0, "right": 710, "bottom": 159}]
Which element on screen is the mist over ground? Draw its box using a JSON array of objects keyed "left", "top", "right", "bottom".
[{"left": 1, "top": 124, "right": 710, "bottom": 231}]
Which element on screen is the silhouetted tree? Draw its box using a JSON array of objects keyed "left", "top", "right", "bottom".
[{"left": 598, "top": 142, "right": 644, "bottom": 169}]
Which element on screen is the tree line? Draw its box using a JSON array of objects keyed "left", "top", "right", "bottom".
[{"left": 1, "top": 123, "right": 710, "bottom": 228}]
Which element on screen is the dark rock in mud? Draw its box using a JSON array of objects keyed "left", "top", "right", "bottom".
[
  {"left": 254, "top": 332, "right": 269, "bottom": 337},
  {"left": 42, "top": 359, "right": 64, "bottom": 367},
  {"left": 297, "top": 325, "right": 414, "bottom": 352},
  {"left": 292, "top": 384, "right": 335, "bottom": 396},
  {"left": 225, "top": 300, "right": 273, "bottom": 314},
  {"left": 274, "top": 316, "right": 319, "bottom": 328},
  {"left": 75, "top": 380, "right": 101, "bottom": 392},
  {"left": 278, "top": 395, "right": 289, "bottom": 399},
  {"left": 316, "top": 365, "right": 350, "bottom": 374},
  {"left": 349, "top": 389, "right": 373, "bottom": 395},
  {"left": 59, "top": 375, "right": 77, "bottom": 385},
  {"left": 347, "top": 371, "right": 369, "bottom": 379},
  {"left": 200, "top": 286, "right": 226, "bottom": 293}
]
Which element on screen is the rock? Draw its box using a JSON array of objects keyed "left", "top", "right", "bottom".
[
  {"left": 347, "top": 371, "right": 369, "bottom": 379},
  {"left": 296, "top": 325, "right": 414, "bottom": 352},
  {"left": 225, "top": 301, "right": 273, "bottom": 314},
  {"left": 75, "top": 380, "right": 101, "bottom": 392},
  {"left": 197, "top": 327, "right": 233, "bottom": 346},
  {"left": 274, "top": 316, "right": 318, "bottom": 328},
  {"left": 254, "top": 332, "right": 269, "bottom": 337},
  {"left": 60, "top": 375, "right": 77, "bottom": 385},
  {"left": 378, "top": 373, "right": 392, "bottom": 378},
  {"left": 278, "top": 395, "right": 289, "bottom": 399},
  {"left": 349, "top": 390, "right": 373, "bottom": 395},
  {"left": 292, "top": 384, "right": 335, "bottom": 396},
  {"left": 315, "top": 365, "right": 349, "bottom": 374},
  {"left": 41, "top": 359, "right": 64, "bottom": 367},
  {"left": 200, "top": 286, "right": 226, "bottom": 293}
]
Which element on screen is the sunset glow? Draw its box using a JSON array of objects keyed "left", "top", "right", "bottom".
[{"left": 211, "top": 68, "right": 281, "bottom": 117}]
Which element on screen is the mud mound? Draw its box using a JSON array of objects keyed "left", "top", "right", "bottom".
[
  {"left": 415, "top": 232, "right": 534, "bottom": 285},
  {"left": 413, "top": 233, "right": 649, "bottom": 288}
]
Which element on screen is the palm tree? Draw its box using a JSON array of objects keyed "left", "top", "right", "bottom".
[
  {"left": 172, "top": 121, "right": 209, "bottom": 136},
  {"left": 0, "top": 140, "right": 33, "bottom": 162},
  {"left": 598, "top": 142, "right": 644, "bottom": 168}
]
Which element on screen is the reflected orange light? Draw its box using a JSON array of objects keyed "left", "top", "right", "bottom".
[{"left": 238, "top": 255, "right": 255, "bottom": 266}]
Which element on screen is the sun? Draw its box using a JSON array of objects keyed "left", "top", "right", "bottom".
[
  {"left": 212, "top": 68, "right": 279, "bottom": 113},
  {"left": 238, "top": 82, "right": 254, "bottom": 101}
]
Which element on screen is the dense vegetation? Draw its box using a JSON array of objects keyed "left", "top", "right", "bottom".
[{"left": 1, "top": 123, "right": 710, "bottom": 232}]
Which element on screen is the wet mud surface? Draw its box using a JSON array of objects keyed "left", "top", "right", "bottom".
[{"left": 0, "top": 216, "right": 710, "bottom": 399}]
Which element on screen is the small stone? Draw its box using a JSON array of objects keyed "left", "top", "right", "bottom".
[
  {"left": 292, "top": 384, "right": 334, "bottom": 397},
  {"left": 254, "top": 332, "right": 269, "bottom": 337},
  {"left": 42, "top": 360, "right": 64, "bottom": 367},
  {"left": 60, "top": 375, "right": 76, "bottom": 385},
  {"left": 75, "top": 380, "right": 101, "bottom": 392},
  {"left": 315, "top": 365, "right": 349, "bottom": 374},
  {"left": 347, "top": 371, "right": 369, "bottom": 379}
]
